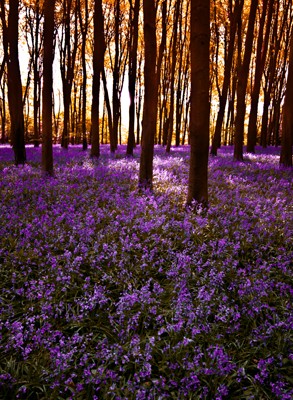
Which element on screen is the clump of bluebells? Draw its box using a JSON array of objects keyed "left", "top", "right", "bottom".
[{"left": 0, "top": 144, "right": 292, "bottom": 399}]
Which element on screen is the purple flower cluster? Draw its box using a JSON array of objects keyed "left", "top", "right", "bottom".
[{"left": 0, "top": 144, "right": 292, "bottom": 398}]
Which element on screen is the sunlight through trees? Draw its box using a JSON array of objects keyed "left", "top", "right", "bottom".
[{"left": 0, "top": 0, "right": 292, "bottom": 182}]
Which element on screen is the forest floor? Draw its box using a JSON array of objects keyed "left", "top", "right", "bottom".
[{"left": 0, "top": 144, "right": 292, "bottom": 399}]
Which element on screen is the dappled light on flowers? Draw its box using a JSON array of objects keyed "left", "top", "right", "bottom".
[{"left": 0, "top": 144, "right": 292, "bottom": 398}]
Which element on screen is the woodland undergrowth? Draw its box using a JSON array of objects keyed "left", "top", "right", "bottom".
[{"left": 0, "top": 145, "right": 292, "bottom": 399}]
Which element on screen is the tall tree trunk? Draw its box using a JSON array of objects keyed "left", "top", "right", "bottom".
[
  {"left": 91, "top": 0, "right": 105, "bottom": 158},
  {"left": 247, "top": 0, "right": 273, "bottom": 153},
  {"left": 156, "top": 0, "right": 167, "bottom": 145},
  {"left": 260, "top": 0, "right": 288, "bottom": 148},
  {"left": 234, "top": 0, "right": 258, "bottom": 161},
  {"left": 78, "top": 0, "right": 89, "bottom": 151},
  {"left": 139, "top": 0, "right": 157, "bottom": 189},
  {"left": 166, "top": 0, "right": 180, "bottom": 153},
  {"left": 70, "top": 82, "right": 77, "bottom": 144},
  {"left": 187, "top": 0, "right": 210, "bottom": 207},
  {"left": 127, "top": 0, "right": 140, "bottom": 156},
  {"left": 175, "top": 1, "right": 188, "bottom": 147},
  {"left": 136, "top": 54, "right": 143, "bottom": 145},
  {"left": 181, "top": 96, "right": 190, "bottom": 145},
  {"left": 102, "top": 68, "right": 113, "bottom": 144},
  {"left": 60, "top": 0, "right": 78, "bottom": 149},
  {"left": 271, "top": 32, "right": 291, "bottom": 146},
  {"left": 0, "top": 78, "right": 7, "bottom": 143},
  {"left": 30, "top": 0, "right": 42, "bottom": 148},
  {"left": 211, "top": 0, "right": 244, "bottom": 156},
  {"left": 112, "top": 0, "right": 120, "bottom": 152},
  {"left": 42, "top": 0, "right": 55, "bottom": 176},
  {"left": 280, "top": 33, "right": 293, "bottom": 167},
  {"left": 161, "top": 54, "right": 171, "bottom": 146},
  {"left": 3, "top": 0, "right": 26, "bottom": 165},
  {"left": 260, "top": 84, "right": 270, "bottom": 148}
]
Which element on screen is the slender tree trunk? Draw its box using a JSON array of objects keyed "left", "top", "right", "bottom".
[
  {"left": 42, "top": 0, "right": 55, "bottom": 176},
  {"left": 33, "top": 0, "right": 41, "bottom": 147},
  {"left": 60, "top": 0, "right": 78, "bottom": 149},
  {"left": 156, "top": 0, "right": 167, "bottom": 145},
  {"left": 139, "top": 0, "right": 157, "bottom": 189},
  {"left": 175, "top": 2, "right": 188, "bottom": 147},
  {"left": 136, "top": 55, "right": 143, "bottom": 145},
  {"left": 247, "top": 0, "right": 273, "bottom": 153},
  {"left": 112, "top": 0, "right": 120, "bottom": 152},
  {"left": 78, "top": 0, "right": 89, "bottom": 150},
  {"left": 234, "top": 0, "right": 258, "bottom": 161},
  {"left": 127, "top": 0, "right": 140, "bottom": 156},
  {"left": 0, "top": 78, "right": 7, "bottom": 143},
  {"left": 260, "top": 84, "right": 270, "bottom": 147},
  {"left": 272, "top": 37, "right": 290, "bottom": 146},
  {"left": 102, "top": 68, "right": 114, "bottom": 148},
  {"left": 166, "top": 0, "right": 180, "bottom": 153},
  {"left": 70, "top": 83, "right": 77, "bottom": 144},
  {"left": 101, "top": 100, "right": 106, "bottom": 144},
  {"left": 187, "top": 0, "right": 210, "bottom": 207},
  {"left": 3, "top": 0, "right": 26, "bottom": 165},
  {"left": 280, "top": 33, "right": 293, "bottom": 167},
  {"left": 91, "top": 0, "right": 105, "bottom": 158},
  {"left": 162, "top": 55, "right": 171, "bottom": 146},
  {"left": 211, "top": 0, "right": 244, "bottom": 156},
  {"left": 260, "top": 0, "right": 288, "bottom": 148}
]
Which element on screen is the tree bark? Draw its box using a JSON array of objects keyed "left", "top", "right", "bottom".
[
  {"left": 247, "top": 0, "right": 273, "bottom": 153},
  {"left": 175, "top": 1, "right": 189, "bottom": 147},
  {"left": 260, "top": 0, "right": 288, "bottom": 148},
  {"left": 166, "top": 0, "right": 180, "bottom": 153},
  {"left": 187, "top": 0, "right": 210, "bottom": 207},
  {"left": 42, "top": 0, "right": 55, "bottom": 176},
  {"left": 0, "top": 78, "right": 7, "bottom": 143},
  {"left": 211, "top": 0, "right": 244, "bottom": 156},
  {"left": 139, "top": 0, "right": 157, "bottom": 189},
  {"left": 280, "top": 33, "right": 293, "bottom": 167},
  {"left": 78, "top": 0, "right": 89, "bottom": 150},
  {"left": 3, "top": 0, "right": 26, "bottom": 165},
  {"left": 127, "top": 0, "right": 140, "bottom": 156},
  {"left": 112, "top": 0, "right": 120, "bottom": 152},
  {"left": 136, "top": 53, "right": 143, "bottom": 144},
  {"left": 234, "top": 0, "right": 258, "bottom": 161},
  {"left": 34, "top": 1, "right": 41, "bottom": 148},
  {"left": 102, "top": 68, "right": 113, "bottom": 144},
  {"left": 60, "top": 0, "right": 78, "bottom": 149},
  {"left": 91, "top": 0, "right": 105, "bottom": 158}
]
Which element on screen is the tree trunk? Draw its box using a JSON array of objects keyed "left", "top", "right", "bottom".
[
  {"left": 211, "top": 0, "right": 244, "bottom": 156},
  {"left": 139, "top": 0, "right": 157, "bottom": 189},
  {"left": 187, "top": 0, "right": 210, "bottom": 207},
  {"left": 91, "top": 0, "right": 105, "bottom": 158},
  {"left": 234, "top": 0, "right": 258, "bottom": 161},
  {"left": 166, "top": 0, "right": 180, "bottom": 153},
  {"left": 112, "top": 0, "right": 120, "bottom": 152},
  {"left": 175, "top": 2, "right": 189, "bottom": 147},
  {"left": 4, "top": 0, "right": 26, "bottom": 165},
  {"left": 156, "top": 0, "right": 167, "bottom": 145},
  {"left": 136, "top": 54, "right": 143, "bottom": 144},
  {"left": 127, "top": 0, "right": 140, "bottom": 156},
  {"left": 42, "top": 0, "right": 55, "bottom": 176},
  {"left": 260, "top": 0, "right": 289, "bottom": 148},
  {"left": 280, "top": 33, "right": 293, "bottom": 167},
  {"left": 60, "top": 0, "right": 78, "bottom": 149},
  {"left": 78, "top": 0, "right": 89, "bottom": 151},
  {"left": 30, "top": 0, "right": 41, "bottom": 148},
  {"left": 0, "top": 71, "right": 7, "bottom": 143},
  {"left": 247, "top": 0, "right": 273, "bottom": 153}
]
